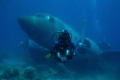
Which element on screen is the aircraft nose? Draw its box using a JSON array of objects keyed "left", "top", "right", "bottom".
[
  {"left": 18, "top": 16, "right": 51, "bottom": 37},
  {"left": 18, "top": 16, "right": 26, "bottom": 25},
  {"left": 18, "top": 16, "right": 36, "bottom": 33},
  {"left": 18, "top": 16, "right": 31, "bottom": 28}
]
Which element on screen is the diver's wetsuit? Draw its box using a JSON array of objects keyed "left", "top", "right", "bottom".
[{"left": 51, "top": 40, "right": 76, "bottom": 62}]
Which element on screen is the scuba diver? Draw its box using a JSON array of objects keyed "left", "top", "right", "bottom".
[
  {"left": 45, "top": 30, "right": 76, "bottom": 62},
  {"left": 97, "top": 41, "right": 111, "bottom": 51}
]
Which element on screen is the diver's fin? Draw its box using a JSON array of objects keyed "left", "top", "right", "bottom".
[
  {"left": 81, "top": 19, "right": 87, "bottom": 43},
  {"left": 45, "top": 52, "right": 53, "bottom": 59}
]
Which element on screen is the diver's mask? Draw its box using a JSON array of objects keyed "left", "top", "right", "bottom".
[{"left": 51, "top": 30, "right": 72, "bottom": 44}]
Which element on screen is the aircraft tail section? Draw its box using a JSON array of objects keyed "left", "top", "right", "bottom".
[{"left": 76, "top": 19, "right": 102, "bottom": 55}]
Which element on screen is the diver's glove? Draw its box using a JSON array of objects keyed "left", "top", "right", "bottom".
[
  {"left": 66, "top": 50, "right": 70, "bottom": 55},
  {"left": 57, "top": 52, "right": 60, "bottom": 57},
  {"left": 57, "top": 52, "right": 67, "bottom": 61}
]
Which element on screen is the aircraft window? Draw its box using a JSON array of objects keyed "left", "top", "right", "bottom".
[
  {"left": 49, "top": 16, "right": 54, "bottom": 23},
  {"left": 45, "top": 16, "right": 54, "bottom": 23},
  {"left": 36, "top": 14, "right": 54, "bottom": 23},
  {"left": 45, "top": 16, "right": 50, "bottom": 20}
]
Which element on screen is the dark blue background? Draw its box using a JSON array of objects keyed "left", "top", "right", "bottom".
[{"left": 0, "top": 0, "right": 120, "bottom": 50}]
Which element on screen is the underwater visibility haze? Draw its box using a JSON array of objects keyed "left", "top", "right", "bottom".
[{"left": 0, "top": 0, "right": 120, "bottom": 80}]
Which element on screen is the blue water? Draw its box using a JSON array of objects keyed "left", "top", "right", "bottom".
[
  {"left": 0, "top": 0, "right": 120, "bottom": 80},
  {"left": 0, "top": 0, "right": 120, "bottom": 50}
]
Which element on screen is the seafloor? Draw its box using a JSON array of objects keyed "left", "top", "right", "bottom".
[
  {"left": 0, "top": 60, "right": 119, "bottom": 80},
  {"left": 0, "top": 47, "right": 120, "bottom": 80}
]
